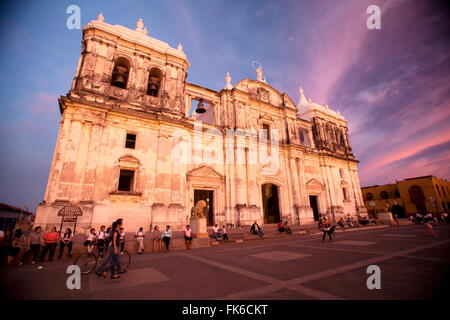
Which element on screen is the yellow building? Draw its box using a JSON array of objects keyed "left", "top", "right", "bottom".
[{"left": 362, "top": 175, "right": 450, "bottom": 217}]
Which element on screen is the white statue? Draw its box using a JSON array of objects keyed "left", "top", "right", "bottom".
[
  {"left": 224, "top": 72, "right": 232, "bottom": 90},
  {"left": 97, "top": 12, "right": 104, "bottom": 22},
  {"left": 135, "top": 18, "right": 148, "bottom": 35},
  {"left": 177, "top": 43, "right": 183, "bottom": 51},
  {"left": 256, "top": 65, "right": 263, "bottom": 81}
]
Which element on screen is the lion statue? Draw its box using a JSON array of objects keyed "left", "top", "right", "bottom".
[{"left": 191, "top": 200, "right": 207, "bottom": 219}]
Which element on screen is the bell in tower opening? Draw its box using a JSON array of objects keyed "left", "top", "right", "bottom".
[{"left": 111, "top": 57, "right": 131, "bottom": 89}]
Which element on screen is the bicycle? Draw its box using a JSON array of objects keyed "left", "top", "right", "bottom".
[{"left": 74, "top": 241, "right": 131, "bottom": 275}]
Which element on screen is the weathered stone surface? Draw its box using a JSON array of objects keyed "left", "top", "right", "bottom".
[{"left": 35, "top": 17, "right": 367, "bottom": 234}]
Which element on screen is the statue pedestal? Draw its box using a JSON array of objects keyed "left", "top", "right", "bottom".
[
  {"left": 377, "top": 212, "right": 393, "bottom": 223},
  {"left": 191, "top": 218, "right": 208, "bottom": 238}
]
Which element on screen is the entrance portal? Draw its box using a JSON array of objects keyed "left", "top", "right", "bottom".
[
  {"left": 309, "top": 195, "right": 320, "bottom": 221},
  {"left": 194, "top": 189, "right": 214, "bottom": 226},
  {"left": 261, "top": 184, "right": 281, "bottom": 224}
]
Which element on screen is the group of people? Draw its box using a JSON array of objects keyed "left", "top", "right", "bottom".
[
  {"left": 211, "top": 224, "right": 229, "bottom": 241},
  {"left": 410, "top": 212, "right": 448, "bottom": 225},
  {"left": 83, "top": 225, "right": 126, "bottom": 257},
  {"left": 336, "top": 216, "right": 376, "bottom": 229},
  {"left": 0, "top": 226, "right": 76, "bottom": 266},
  {"left": 277, "top": 221, "right": 293, "bottom": 235}
]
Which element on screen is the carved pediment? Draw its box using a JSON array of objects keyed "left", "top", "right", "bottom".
[
  {"left": 187, "top": 165, "right": 224, "bottom": 181},
  {"left": 118, "top": 155, "right": 140, "bottom": 168},
  {"left": 306, "top": 178, "right": 325, "bottom": 191}
]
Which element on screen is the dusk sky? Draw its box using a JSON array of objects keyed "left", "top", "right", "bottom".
[{"left": 0, "top": 0, "right": 449, "bottom": 211}]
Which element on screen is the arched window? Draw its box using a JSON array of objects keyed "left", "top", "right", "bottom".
[
  {"left": 441, "top": 185, "right": 446, "bottom": 197},
  {"left": 111, "top": 57, "right": 131, "bottom": 89},
  {"left": 147, "top": 67, "right": 163, "bottom": 97},
  {"left": 394, "top": 189, "right": 400, "bottom": 198},
  {"left": 381, "top": 191, "right": 389, "bottom": 200},
  {"left": 409, "top": 185, "right": 426, "bottom": 213},
  {"left": 365, "top": 193, "right": 374, "bottom": 201}
]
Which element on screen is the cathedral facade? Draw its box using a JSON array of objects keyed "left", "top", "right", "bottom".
[{"left": 35, "top": 15, "right": 367, "bottom": 232}]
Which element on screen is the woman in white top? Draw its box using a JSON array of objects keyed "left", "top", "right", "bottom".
[
  {"left": 96, "top": 226, "right": 107, "bottom": 257},
  {"left": 84, "top": 228, "right": 96, "bottom": 254},
  {"left": 135, "top": 227, "right": 145, "bottom": 254},
  {"left": 183, "top": 225, "right": 193, "bottom": 250},
  {"left": 162, "top": 225, "right": 172, "bottom": 252}
]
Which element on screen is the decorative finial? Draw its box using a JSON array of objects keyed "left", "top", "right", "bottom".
[
  {"left": 143, "top": 27, "right": 148, "bottom": 35},
  {"left": 177, "top": 43, "right": 183, "bottom": 51},
  {"left": 97, "top": 12, "right": 104, "bottom": 22},
  {"left": 298, "top": 86, "right": 309, "bottom": 106},
  {"left": 325, "top": 104, "right": 329, "bottom": 109},
  {"left": 224, "top": 72, "right": 232, "bottom": 90}
]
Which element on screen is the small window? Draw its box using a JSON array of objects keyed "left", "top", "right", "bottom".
[
  {"left": 298, "top": 128, "right": 310, "bottom": 147},
  {"left": 263, "top": 124, "right": 270, "bottom": 141},
  {"left": 339, "top": 168, "right": 344, "bottom": 179},
  {"left": 366, "top": 193, "right": 374, "bottom": 201},
  {"left": 118, "top": 170, "right": 134, "bottom": 192},
  {"left": 125, "top": 133, "right": 136, "bottom": 149},
  {"left": 381, "top": 191, "right": 389, "bottom": 200}
]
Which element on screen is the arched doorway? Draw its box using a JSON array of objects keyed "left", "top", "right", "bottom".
[
  {"left": 409, "top": 185, "right": 426, "bottom": 214},
  {"left": 261, "top": 183, "right": 281, "bottom": 224}
]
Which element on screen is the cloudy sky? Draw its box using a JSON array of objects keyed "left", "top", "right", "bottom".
[{"left": 0, "top": 0, "right": 449, "bottom": 211}]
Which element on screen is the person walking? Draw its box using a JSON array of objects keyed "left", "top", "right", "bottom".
[
  {"left": 152, "top": 225, "right": 162, "bottom": 252},
  {"left": 162, "top": 225, "right": 172, "bottom": 252},
  {"left": 96, "top": 219, "right": 125, "bottom": 279},
  {"left": 40, "top": 226, "right": 60, "bottom": 262},
  {"left": 7, "top": 229, "right": 24, "bottom": 266},
  {"left": 19, "top": 226, "right": 42, "bottom": 265},
  {"left": 135, "top": 227, "right": 145, "bottom": 254},
  {"left": 183, "top": 225, "right": 193, "bottom": 250},
  {"left": 58, "top": 228, "right": 73, "bottom": 259}
]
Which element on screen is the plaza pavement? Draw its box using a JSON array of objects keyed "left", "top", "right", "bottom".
[{"left": 1, "top": 223, "right": 449, "bottom": 300}]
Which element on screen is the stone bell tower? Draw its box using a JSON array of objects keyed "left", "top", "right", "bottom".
[{"left": 70, "top": 13, "right": 189, "bottom": 116}]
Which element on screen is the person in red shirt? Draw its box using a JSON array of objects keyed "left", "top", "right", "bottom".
[{"left": 39, "top": 226, "right": 60, "bottom": 262}]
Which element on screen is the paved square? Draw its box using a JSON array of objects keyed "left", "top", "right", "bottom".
[
  {"left": 381, "top": 234, "right": 415, "bottom": 238},
  {"left": 1, "top": 224, "right": 449, "bottom": 300},
  {"left": 250, "top": 251, "right": 311, "bottom": 261},
  {"left": 334, "top": 240, "right": 376, "bottom": 246},
  {"left": 89, "top": 267, "right": 169, "bottom": 292}
]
